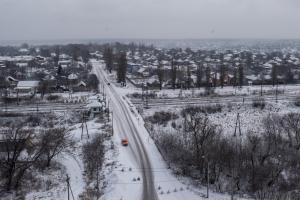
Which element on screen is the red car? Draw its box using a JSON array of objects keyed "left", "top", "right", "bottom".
[{"left": 121, "top": 138, "right": 129, "bottom": 146}]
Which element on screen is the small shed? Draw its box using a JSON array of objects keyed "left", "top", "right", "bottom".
[{"left": 86, "top": 101, "right": 104, "bottom": 118}]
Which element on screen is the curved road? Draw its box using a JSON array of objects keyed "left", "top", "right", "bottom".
[{"left": 94, "top": 62, "right": 159, "bottom": 200}]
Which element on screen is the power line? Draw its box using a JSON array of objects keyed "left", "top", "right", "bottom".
[{"left": 108, "top": 179, "right": 189, "bottom": 185}]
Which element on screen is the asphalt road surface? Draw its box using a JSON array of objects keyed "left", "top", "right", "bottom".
[{"left": 94, "top": 63, "right": 159, "bottom": 200}]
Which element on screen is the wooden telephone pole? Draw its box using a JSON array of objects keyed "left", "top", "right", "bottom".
[
  {"left": 231, "top": 112, "right": 242, "bottom": 200},
  {"left": 81, "top": 112, "right": 89, "bottom": 139},
  {"left": 66, "top": 174, "right": 75, "bottom": 200}
]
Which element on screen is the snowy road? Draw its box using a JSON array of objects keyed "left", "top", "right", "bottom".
[
  {"left": 93, "top": 60, "right": 237, "bottom": 200},
  {"left": 94, "top": 61, "right": 158, "bottom": 200}
]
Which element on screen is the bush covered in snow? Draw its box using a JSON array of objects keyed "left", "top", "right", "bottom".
[
  {"left": 294, "top": 96, "right": 300, "bottom": 107},
  {"left": 145, "top": 111, "right": 178, "bottom": 125},
  {"left": 46, "top": 95, "right": 61, "bottom": 101},
  {"left": 181, "top": 104, "right": 222, "bottom": 116},
  {"left": 252, "top": 97, "right": 266, "bottom": 109},
  {"left": 81, "top": 133, "right": 109, "bottom": 199},
  {"left": 128, "top": 92, "right": 157, "bottom": 99}
]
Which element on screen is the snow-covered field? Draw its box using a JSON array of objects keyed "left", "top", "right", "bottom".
[{"left": 142, "top": 99, "right": 300, "bottom": 138}]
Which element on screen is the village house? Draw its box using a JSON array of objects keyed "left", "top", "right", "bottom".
[
  {"left": 15, "top": 80, "right": 40, "bottom": 95},
  {"left": 6, "top": 76, "right": 18, "bottom": 87}
]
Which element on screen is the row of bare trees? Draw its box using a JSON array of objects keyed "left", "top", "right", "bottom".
[
  {"left": 103, "top": 47, "right": 128, "bottom": 84},
  {"left": 153, "top": 110, "right": 300, "bottom": 199},
  {"left": 155, "top": 59, "right": 245, "bottom": 91},
  {"left": 82, "top": 134, "right": 105, "bottom": 198},
  {"left": 0, "top": 121, "right": 73, "bottom": 192}
]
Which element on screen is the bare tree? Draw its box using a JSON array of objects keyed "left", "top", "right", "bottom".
[
  {"left": 271, "top": 65, "right": 277, "bottom": 87},
  {"left": 0, "top": 125, "right": 42, "bottom": 191},
  {"left": 280, "top": 113, "right": 300, "bottom": 150},
  {"left": 171, "top": 59, "right": 177, "bottom": 90},
  {"left": 54, "top": 46, "right": 60, "bottom": 67},
  {"left": 39, "top": 128, "right": 74, "bottom": 168},
  {"left": 157, "top": 61, "right": 164, "bottom": 90},
  {"left": 184, "top": 112, "right": 220, "bottom": 173},
  {"left": 87, "top": 74, "right": 99, "bottom": 91},
  {"left": 117, "top": 52, "right": 127, "bottom": 83},
  {"left": 238, "top": 65, "right": 244, "bottom": 88},
  {"left": 186, "top": 65, "right": 192, "bottom": 90},
  {"left": 103, "top": 47, "right": 114, "bottom": 73},
  {"left": 219, "top": 64, "right": 226, "bottom": 88},
  {"left": 82, "top": 134, "right": 105, "bottom": 194},
  {"left": 196, "top": 63, "right": 203, "bottom": 89},
  {"left": 39, "top": 80, "right": 50, "bottom": 99},
  {"left": 205, "top": 67, "right": 212, "bottom": 95}
]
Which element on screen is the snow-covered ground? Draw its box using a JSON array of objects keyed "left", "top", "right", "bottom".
[
  {"left": 114, "top": 75, "right": 300, "bottom": 100},
  {"left": 24, "top": 114, "right": 109, "bottom": 200},
  {"left": 142, "top": 99, "right": 300, "bottom": 138}
]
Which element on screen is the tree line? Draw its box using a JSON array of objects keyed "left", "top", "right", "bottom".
[
  {"left": 103, "top": 47, "right": 127, "bottom": 84},
  {"left": 150, "top": 109, "right": 300, "bottom": 199},
  {"left": 156, "top": 60, "right": 244, "bottom": 93},
  {"left": 0, "top": 115, "right": 74, "bottom": 192}
]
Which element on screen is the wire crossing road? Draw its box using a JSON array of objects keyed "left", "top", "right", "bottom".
[{"left": 94, "top": 62, "right": 159, "bottom": 200}]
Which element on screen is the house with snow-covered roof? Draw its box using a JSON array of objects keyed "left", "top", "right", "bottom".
[
  {"left": 86, "top": 99, "right": 105, "bottom": 118},
  {"left": 6, "top": 76, "right": 18, "bottom": 86},
  {"left": 15, "top": 81, "right": 40, "bottom": 94}
]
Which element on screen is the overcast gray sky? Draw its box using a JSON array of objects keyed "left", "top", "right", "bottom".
[{"left": 0, "top": 0, "right": 300, "bottom": 41}]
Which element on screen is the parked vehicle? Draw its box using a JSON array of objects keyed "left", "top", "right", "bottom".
[{"left": 121, "top": 138, "right": 129, "bottom": 146}]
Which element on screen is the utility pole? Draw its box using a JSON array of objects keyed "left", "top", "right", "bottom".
[
  {"left": 66, "top": 174, "right": 75, "bottom": 200},
  {"left": 107, "top": 100, "right": 110, "bottom": 122},
  {"left": 179, "top": 82, "right": 183, "bottom": 99},
  {"left": 102, "top": 84, "right": 105, "bottom": 98},
  {"left": 207, "top": 159, "right": 209, "bottom": 199},
  {"left": 4, "top": 89, "right": 8, "bottom": 112},
  {"left": 96, "top": 161, "right": 99, "bottom": 192},
  {"left": 36, "top": 100, "right": 39, "bottom": 113},
  {"left": 145, "top": 85, "right": 149, "bottom": 109},
  {"left": 142, "top": 84, "right": 145, "bottom": 102},
  {"left": 202, "top": 155, "right": 209, "bottom": 198},
  {"left": 143, "top": 83, "right": 149, "bottom": 109},
  {"left": 111, "top": 110, "right": 114, "bottom": 136},
  {"left": 234, "top": 113, "right": 242, "bottom": 137},
  {"left": 81, "top": 112, "right": 89, "bottom": 139},
  {"left": 275, "top": 80, "right": 279, "bottom": 103},
  {"left": 67, "top": 175, "right": 70, "bottom": 200},
  {"left": 260, "top": 72, "right": 264, "bottom": 97},
  {"left": 17, "top": 91, "right": 19, "bottom": 105},
  {"left": 232, "top": 112, "right": 242, "bottom": 200}
]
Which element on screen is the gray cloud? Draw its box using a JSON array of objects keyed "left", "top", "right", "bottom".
[{"left": 0, "top": 0, "right": 300, "bottom": 41}]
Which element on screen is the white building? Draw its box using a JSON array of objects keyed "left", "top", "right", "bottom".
[{"left": 15, "top": 81, "right": 40, "bottom": 94}]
